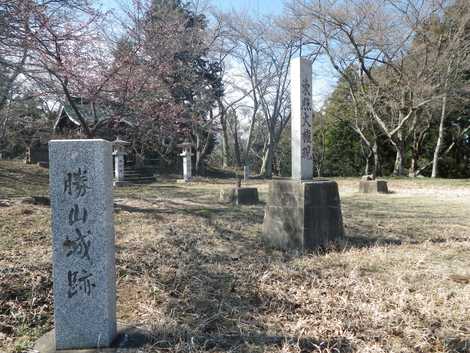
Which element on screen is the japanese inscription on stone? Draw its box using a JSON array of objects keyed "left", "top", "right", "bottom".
[
  {"left": 301, "top": 78, "right": 313, "bottom": 160},
  {"left": 63, "top": 167, "right": 95, "bottom": 297},
  {"left": 291, "top": 57, "right": 314, "bottom": 180}
]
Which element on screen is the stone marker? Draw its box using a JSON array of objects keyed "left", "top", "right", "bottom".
[
  {"left": 262, "top": 58, "right": 344, "bottom": 250},
  {"left": 220, "top": 175, "right": 259, "bottom": 205},
  {"left": 178, "top": 143, "right": 193, "bottom": 182},
  {"left": 48, "top": 139, "right": 116, "bottom": 350},
  {"left": 291, "top": 57, "right": 314, "bottom": 180},
  {"left": 359, "top": 179, "right": 388, "bottom": 193},
  {"left": 220, "top": 187, "right": 259, "bottom": 205}
]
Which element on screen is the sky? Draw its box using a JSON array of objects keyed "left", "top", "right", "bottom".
[
  {"left": 211, "top": 0, "right": 284, "bottom": 15},
  {"left": 98, "top": 0, "right": 337, "bottom": 108},
  {"left": 100, "top": 0, "right": 285, "bottom": 15}
]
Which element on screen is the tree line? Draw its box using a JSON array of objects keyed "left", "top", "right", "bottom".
[{"left": 1, "top": 0, "right": 469, "bottom": 178}]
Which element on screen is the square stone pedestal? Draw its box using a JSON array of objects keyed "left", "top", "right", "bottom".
[
  {"left": 359, "top": 180, "right": 388, "bottom": 193},
  {"left": 220, "top": 187, "right": 259, "bottom": 205},
  {"left": 262, "top": 180, "right": 344, "bottom": 250}
]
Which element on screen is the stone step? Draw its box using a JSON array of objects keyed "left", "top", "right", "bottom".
[
  {"left": 122, "top": 173, "right": 155, "bottom": 179},
  {"left": 123, "top": 177, "right": 156, "bottom": 184},
  {"left": 124, "top": 171, "right": 154, "bottom": 177}
]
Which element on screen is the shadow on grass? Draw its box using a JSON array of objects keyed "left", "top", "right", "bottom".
[
  {"left": 341, "top": 234, "right": 402, "bottom": 248},
  {"left": 123, "top": 241, "right": 354, "bottom": 353},
  {"left": 129, "top": 329, "right": 353, "bottom": 352}
]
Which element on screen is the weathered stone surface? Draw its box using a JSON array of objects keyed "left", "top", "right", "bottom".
[
  {"left": 263, "top": 180, "right": 344, "bottom": 250},
  {"left": 33, "top": 324, "right": 153, "bottom": 353},
  {"left": 220, "top": 187, "right": 259, "bottom": 205},
  {"left": 359, "top": 180, "right": 388, "bottom": 194},
  {"left": 113, "top": 153, "right": 129, "bottom": 186},
  {"left": 291, "top": 57, "right": 314, "bottom": 180},
  {"left": 49, "top": 139, "right": 116, "bottom": 350},
  {"left": 113, "top": 152, "right": 126, "bottom": 184}
]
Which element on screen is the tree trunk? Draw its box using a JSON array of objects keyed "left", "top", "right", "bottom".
[
  {"left": 431, "top": 93, "right": 448, "bottom": 178},
  {"left": 372, "top": 141, "right": 380, "bottom": 178},
  {"left": 243, "top": 108, "right": 257, "bottom": 165},
  {"left": 393, "top": 145, "right": 405, "bottom": 176},
  {"left": 260, "top": 146, "right": 273, "bottom": 178},
  {"left": 195, "top": 132, "right": 202, "bottom": 175},
  {"left": 409, "top": 156, "right": 417, "bottom": 177},
  {"left": 364, "top": 152, "right": 371, "bottom": 176},
  {"left": 260, "top": 133, "right": 274, "bottom": 178},
  {"left": 392, "top": 129, "right": 405, "bottom": 176},
  {"left": 218, "top": 99, "right": 230, "bottom": 168},
  {"left": 233, "top": 116, "right": 241, "bottom": 168}
]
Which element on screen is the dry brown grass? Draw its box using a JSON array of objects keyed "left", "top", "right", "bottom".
[{"left": 1, "top": 161, "right": 470, "bottom": 352}]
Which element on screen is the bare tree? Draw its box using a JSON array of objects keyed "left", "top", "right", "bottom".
[
  {"left": 426, "top": 0, "right": 470, "bottom": 177},
  {"left": 216, "top": 11, "right": 299, "bottom": 177},
  {"left": 287, "top": 0, "right": 458, "bottom": 176}
]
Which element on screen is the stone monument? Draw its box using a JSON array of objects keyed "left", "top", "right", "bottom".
[
  {"left": 48, "top": 139, "right": 117, "bottom": 350},
  {"left": 219, "top": 176, "right": 259, "bottom": 205},
  {"left": 113, "top": 138, "right": 130, "bottom": 187},
  {"left": 262, "top": 58, "right": 344, "bottom": 250},
  {"left": 177, "top": 142, "right": 193, "bottom": 183},
  {"left": 359, "top": 175, "right": 389, "bottom": 193}
]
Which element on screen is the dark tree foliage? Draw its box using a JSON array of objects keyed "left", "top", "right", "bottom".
[
  {"left": 321, "top": 120, "right": 364, "bottom": 177},
  {"left": 144, "top": 0, "right": 223, "bottom": 173}
]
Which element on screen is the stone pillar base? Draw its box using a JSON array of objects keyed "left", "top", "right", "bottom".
[
  {"left": 33, "top": 323, "right": 152, "bottom": 353},
  {"left": 359, "top": 180, "right": 388, "bottom": 193},
  {"left": 262, "top": 180, "right": 344, "bottom": 250},
  {"left": 219, "top": 187, "right": 259, "bottom": 205}
]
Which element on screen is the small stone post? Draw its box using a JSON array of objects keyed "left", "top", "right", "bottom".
[
  {"left": 291, "top": 57, "right": 314, "bottom": 180},
  {"left": 178, "top": 143, "right": 193, "bottom": 182},
  {"left": 48, "top": 139, "right": 116, "bottom": 349}
]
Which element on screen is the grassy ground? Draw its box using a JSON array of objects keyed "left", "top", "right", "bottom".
[{"left": 1, "top": 160, "right": 470, "bottom": 353}]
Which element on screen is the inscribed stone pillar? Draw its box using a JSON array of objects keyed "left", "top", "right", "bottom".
[
  {"left": 291, "top": 57, "right": 314, "bottom": 180},
  {"left": 48, "top": 139, "right": 116, "bottom": 350},
  {"left": 262, "top": 58, "right": 344, "bottom": 251}
]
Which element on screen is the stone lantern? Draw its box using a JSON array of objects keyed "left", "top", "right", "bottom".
[
  {"left": 112, "top": 138, "right": 130, "bottom": 187},
  {"left": 177, "top": 142, "right": 193, "bottom": 182}
]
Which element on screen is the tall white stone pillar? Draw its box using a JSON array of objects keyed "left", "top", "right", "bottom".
[{"left": 291, "top": 57, "right": 314, "bottom": 180}]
